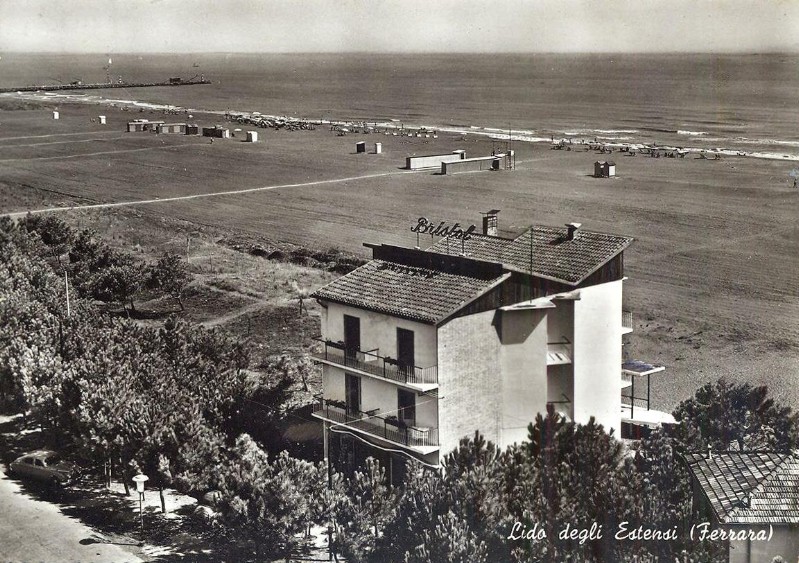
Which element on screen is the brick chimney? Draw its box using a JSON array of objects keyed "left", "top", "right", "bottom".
[
  {"left": 481, "top": 209, "right": 500, "bottom": 236},
  {"left": 566, "top": 222, "right": 582, "bottom": 241}
]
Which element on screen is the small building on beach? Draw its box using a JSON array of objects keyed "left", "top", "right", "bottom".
[
  {"left": 442, "top": 154, "right": 502, "bottom": 175},
  {"left": 406, "top": 150, "right": 466, "bottom": 170},
  {"left": 202, "top": 126, "right": 230, "bottom": 139},
  {"left": 156, "top": 123, "right": 187, "bottom": 134},
  {"left": 246, "top": 131, "right": 259, "bottom": 143},
  {"left": 594, "top": 161, "right": 616, "bottom": 178},
  {"left": 185, "top": 124, "right": 200, "bottom": 135},
  {"left": 127, "top": 119, "right": 164, "bottom": 132}
]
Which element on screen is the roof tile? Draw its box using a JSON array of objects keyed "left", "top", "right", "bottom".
[
  {"left": 427, "top": 225, "right": 632, "bottom": 285},
  {"left": 312, "top": 259, "right": 507, "bottom": 324},
  {"left": 684, "top": 451, "right": 799, "bottom": 524}
]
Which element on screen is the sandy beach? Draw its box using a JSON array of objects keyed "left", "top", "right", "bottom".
[{"left": 0, "top": 99, "right": 797, "bottom": 414}]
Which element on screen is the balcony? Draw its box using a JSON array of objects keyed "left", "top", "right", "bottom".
[
  {"left": 547, "top": 339, "right": 572, "bottom": 365},
  {"left": 312, "top": 338, "right": 438, "bottom": 391},
  {"left": 622, "top": 310, "right": 633, "bottom": 335},
  {"left": 313, "top": 399, "right": 439, "bottom": 454}
]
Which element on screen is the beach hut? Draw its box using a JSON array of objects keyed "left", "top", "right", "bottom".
[
  {"left": 374, "top": 142, "right": 382, "bottom": 154},
  {"left": 98, "top": 115, "right": 106, "bottom": 125},
  {"left": 594, "top": 161, "right": 616, "bottom": 178},
  {"left": 246, "top": 131, "right": 258, "bottom": 143},
  {"left": 356, "top": 141, "right": 366, "bottom": 153},
  {"left": 156, "top": 123, "right": 187, "bottom": 134},
  {"left": 52, "top": 111, "right": 59, "bottom": 120},
  {"left": 185, "top": 124, "right": 200, "bottom": 135},
  {"left": 202, "top": 126, "right": 230, "bottom": 139}
]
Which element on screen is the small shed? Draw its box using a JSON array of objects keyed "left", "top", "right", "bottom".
[
  {"left": 356, "top": 141, "right": 366, "bottom": 153},
  {"left": 98, "top": 115, "right": 106, "bottom": 125},
  {"left": 246, "top": 131, "right": 258, "bottom": 143},
  {"left": 374, "top": 142, "right": 382, "bottom": 154},
  {"left": 202, "top": 126, "right": 230, "bottom": 139},
  {"left": 156, "top": 123, "right": 187, "bottom": 134},
  {"left": 185, "top": 124, "right": 200, "bottom": 135},
  {"left": 594, "top": 160, "right": 616, "bottom": 178},
  {"left": 52, "top": 111, "right": 59, "bottom": 120}
]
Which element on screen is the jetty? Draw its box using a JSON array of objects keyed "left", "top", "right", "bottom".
[{"left": 0, "top": 77, "right": 211, "bottom": 94}]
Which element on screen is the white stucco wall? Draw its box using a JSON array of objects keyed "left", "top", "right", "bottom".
[
  {"left": 547, "top": 299, "right": 574, "bottom": 344},
  {"left": 437, "top": 309, "right": 502, "bottom": 453},
  {"left": 547, "top": 364, "right": 574, "bottom": 421},
  {"left": 323, "top": 302, "right": 437, "bottom": 368},
  {"left": 572, "top": 279, "right": 624, "bottom": 435},
  {"left": 498, "top": 309, "right": 549, "bottom": 447}
]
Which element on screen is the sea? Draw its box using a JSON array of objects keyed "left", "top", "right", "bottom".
[{"left": 2, "top": 52, "right": 799, "bottom": 161}]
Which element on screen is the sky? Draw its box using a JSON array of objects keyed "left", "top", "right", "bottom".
[{"left": 1, "top": 0, "right": 798, "bottom": 54}]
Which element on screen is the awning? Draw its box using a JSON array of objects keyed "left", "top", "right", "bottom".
[
  {"left": 622, "top": 360, "right": 665, "bottom": 377},
  {"left": 621, "top": 405, "right": 676, "bottom": 427}
]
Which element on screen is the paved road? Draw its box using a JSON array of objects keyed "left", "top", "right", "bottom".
[{"left": 0, "top": 467, "right": 143, "bottom": 563}]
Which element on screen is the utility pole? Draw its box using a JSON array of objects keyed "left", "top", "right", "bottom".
[{"left": 64, "top": 270, "right": 70, "bottom": 317}]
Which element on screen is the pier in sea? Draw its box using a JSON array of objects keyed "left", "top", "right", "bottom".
[{"left": 0, "top": 78, "right": 212, "bottom": 94}]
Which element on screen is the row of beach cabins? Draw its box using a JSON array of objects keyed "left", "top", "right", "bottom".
[
  {"left": 126, "top": 119, "right": 258, "bottom": 142},
  {"left": 404, "top": 149, "right": 515, "bottom": 175}
]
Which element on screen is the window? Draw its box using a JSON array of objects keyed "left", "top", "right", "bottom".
[
  {"left": 345, "top": 374, "right": 361, "bottom": 416},
  {"left": 397, "top": 328, "right": 415, "bottom": 374},
  {"left": 398, "top": 389, "right": 416, "bottom": 427},
  {"left": 344, "top": 315, "right": 361, "bottom": 361}
]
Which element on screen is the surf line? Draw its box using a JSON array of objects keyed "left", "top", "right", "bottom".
[{"left": 1, "top": 170, "right": 417, "bottom": 219}]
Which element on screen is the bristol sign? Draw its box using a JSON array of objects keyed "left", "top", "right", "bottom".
[{"left": 411, "top": 217, "right": 477, "bottom": 240}]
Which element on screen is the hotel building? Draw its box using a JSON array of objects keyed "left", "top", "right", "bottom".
[{"left": 311, "top": 212, "right": 670, "bottom": 481}]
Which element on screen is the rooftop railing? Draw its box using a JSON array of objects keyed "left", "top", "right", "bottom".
[
  {"left": 313, "top": 399, "right": 439, "bottom": 449},
  {"left": 311, "top": 338, "right": 438, "bottom": 385},
  {"left": 622, "top": 310, "right": 633, "bottom": 333}
]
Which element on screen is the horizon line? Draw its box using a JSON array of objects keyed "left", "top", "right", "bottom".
[{"left": 2, "top": 50, "right": 799, "bottom": 56}]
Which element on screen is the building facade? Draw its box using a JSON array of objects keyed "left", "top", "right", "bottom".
[
  {"left": 685, "top": 451, "right": 799, "bottom": 563},
  {"left": 312, "top": 214, "right": 669, "bottom": 481}
]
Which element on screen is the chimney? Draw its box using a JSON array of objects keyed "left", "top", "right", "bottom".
[
  {"left": 481, "top": 209, "right": 500, "bottom": 236},
  {"left": 566, "top": 222, "right": 582, "bottom": 241}
]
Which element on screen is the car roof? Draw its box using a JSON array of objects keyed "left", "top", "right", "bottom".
[{"left": 17, "top": 450, "right": 57, "bottom": 460}]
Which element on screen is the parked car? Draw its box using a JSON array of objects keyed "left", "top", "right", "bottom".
[{"left": 7, "top": 450, "right": 77, "bottom": 487}]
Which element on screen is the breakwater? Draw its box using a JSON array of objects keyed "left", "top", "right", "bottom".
[{"left": 0, "top": 79, "right": 211, "bottom": 94}]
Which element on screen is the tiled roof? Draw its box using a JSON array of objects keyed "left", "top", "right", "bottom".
[
  {"left": 312, "top": 259, "right": 509, "bottom": 324},
  {"left": 684, "top": 451, "right": 799, "bottom": 524},
  {"left": 427, "top": 226, "right": 632, "bottom": 285}
]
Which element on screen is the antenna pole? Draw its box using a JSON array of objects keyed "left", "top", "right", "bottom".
[{"left": 64, "top": 269, "right": 70, "bottom": 317}]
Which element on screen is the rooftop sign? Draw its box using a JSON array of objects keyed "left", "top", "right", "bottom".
[{"left": 411, "top": 217, "right": 476, "bottom": 241}]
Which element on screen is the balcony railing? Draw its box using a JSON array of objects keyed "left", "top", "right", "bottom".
[
  {"left": 622, "top": 310, "right": 633, "bottom": 333},
  {"left": 312, "top": 338, "right": 438, "bottom": 385},
  {"left": 313, "top": 399, "right": 439, "bottom": 449}
]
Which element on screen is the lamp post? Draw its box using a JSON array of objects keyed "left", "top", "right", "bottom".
[{"left": 132, "top": 473, "right": 148, "bottom": 541}]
